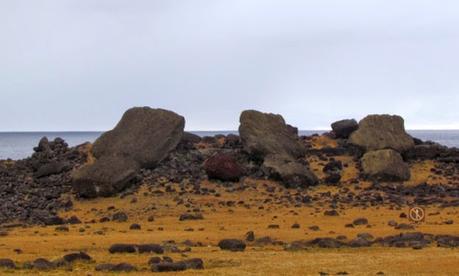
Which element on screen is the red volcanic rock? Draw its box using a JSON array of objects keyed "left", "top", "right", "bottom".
[{"left": 204, "top": 153, "right": 245, "bottom": 182}]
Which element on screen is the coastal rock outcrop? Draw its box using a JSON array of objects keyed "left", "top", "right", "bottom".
[
  {"left": 331, "top": 119, "right": 358, "bottom": 139},
  {"left": 349, "top": 115, "right": 414, "bottom": 152},
  {"left": 239, "top": 110, "right": 305, "bottom": 160},
  {"left": 361, "top": 149, "right": 411, "bottom": 181},
  {"left": 239, "top": 110, "right": 318, "bottom": 188},
  {"left": 92, "top": 107, "right": 185, "bottom": 167},
  {"left": 72, "top": 107, "right": 185, "bottom": 198}
]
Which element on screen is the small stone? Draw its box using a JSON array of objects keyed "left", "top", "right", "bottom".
[
  {"left": 130, "top": 223, "right": 141, "bottom": 230},
  {"left": 112, "top": 212, "right": 128, "bottom": 222},
  {"left": 353, "top": 218, "right": 369, "bottom": 226},
  {"left": 245, "top": 231, "right": 255, "bottom": 242},
  {"left": 291, "top": 223, "right": 301, "bottom": 229},
  {"left": 324, "top": 210, "right": 339, "bottom": 216}
]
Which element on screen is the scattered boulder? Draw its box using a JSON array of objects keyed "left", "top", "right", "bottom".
[
  {"left": 112, "top": 211, "right": 128, "bottom": 222},
  {"left": 331, "top": 119, "right": 358, "bottom": 139},
  {"left": 436, "top": 235, "right": 459, "bottom": 248},
  {"left": 204, "top": 153, "right": 245, "bottom": 181},
  {"left": 138, "top": 244, "right": 164, "bottom": 254},
  {"left": 62, "top": 252, "right": 91, "bottom": 263},
  {"left": 262, "top": 155, "right": 318, "bottom": 188},
  {"left": 239, "top": 110, "right": 305, "bottom": 159},
  {"left": 73, "top": 107, "right": 185, "bottom": 198},
  {"left": 31, "top": 258, "right": 55, "bottom": 270},
  {"left": 178, "top": 132, "right": 201, "bottom": 150},
  {"left": 349, "top": 115, "right": 414, "bottom": 152},
  {"left": 182, "top": 258, "right": 204, "bottom": 270},
  {"left": 65, "top": 216, "right": 81, "bottom": 225},
  {"left": 324, "top": 210, "right": 339, "bottom": 216},
  {"left": 361, "top": 149, "right": 410, "bottom": 181},
  {"left": 0, "top": 258, "right": 16, "bottom": 269},
  {"left": 151, "top": 258, "right": 204, "bottom": 272},
  {"left": 218, "top": 239, "right": 246, "bottom": 252},
  {"left": 152, "top": 262, "right": 186, "bottom": 272},
  {"left": 377, "top": 232, "right": 433, "bottom": 248},
  {"left": 130, "top": 223, "right": 141, "bottom": 230},
  {"left": 148, "top": 257, "right": 162, "bottom": 265},
  {"left": 108, "top": 244, "right": 137, "bottom": 254},
  {"left": 353, "top": 218, "right": 369, "bottom": 226}
]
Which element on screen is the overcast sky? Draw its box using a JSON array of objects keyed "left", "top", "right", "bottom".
[{"left": 1, "top": 0, "right": 458, "bottom": 131}]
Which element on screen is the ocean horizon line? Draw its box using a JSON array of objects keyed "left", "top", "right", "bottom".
[{"left": 1, "top": 129, "right": 459, "bottom": 133}]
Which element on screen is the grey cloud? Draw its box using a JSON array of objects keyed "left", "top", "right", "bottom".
[{"left": 1, "top": 0, "right": 458, "bottom": 130}]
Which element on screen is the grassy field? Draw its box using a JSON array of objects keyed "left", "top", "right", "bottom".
[{"left": 0, "top": 181, "right": 458, "bottom": 275}]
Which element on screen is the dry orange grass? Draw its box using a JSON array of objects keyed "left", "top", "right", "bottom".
[
  {"left": 310, "top": 135, "right": 338, "bottom": 149},
  {"left": 1, "top": 179, "right": 459, "bottom": 275}
]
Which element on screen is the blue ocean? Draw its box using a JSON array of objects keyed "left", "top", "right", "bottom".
[{"left": 0, "top": 130, "right": 458, "bottom": 160}]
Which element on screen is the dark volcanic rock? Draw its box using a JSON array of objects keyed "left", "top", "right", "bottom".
[
  {"left": 112, "top": 211, "right": 128, "bottom": 222},
  {"left": 377, "top": 232, "right": 433, "bottom": 248},
  {"left": 0, "top": 258, "right": 16, "bottom": 269},
  {"left": 361, "top": 149, "right": 410, "bottom": 181},
  {"left": 62, "top": 252, "right": 91, "bottom": 263},
  {"left": 151, "top": 262, "right": 187, "bottom": 272},
  {"left": 404, "top": 144, "right": 459, "bottom": 160},
  {"left": 349, "top": 114, "right": 414, "bottom": 152},
  {"left": 0, "top": 137, "right": 88, "bottom": 225},
  {"left": 137, "top": 244, "right": 164, "bottom": 254},
  {"left": 140, "top": 144, "right": 207, "bottom": 187},
  {"left": 245, "top": 231, "right": 255, "bottom": 242},
  {"left": 34, "top": 161, "right": 71, "bottom": 178},
  {"left": 73, "top": 107, "right": 185, "bottom": 198},
  {"left": 308, "top": 238, "right": 345, "bottom": 248},
  {"left": 182, "top": 258, "right": 204, "bottom": 270},
  {"left": 262, "top": 155, "right": 318, "bottom": 188},
  {"left": 204, "top": 153, "right": 245, "bottom": 181},
  {"left": 239, "top": 110, "right": 305, "bottom": 160},
  {"left": 353, "top": 218, "right": 369, "bottom": 226},
  {"left": 178, "top": 132, "right": 201, "bottom": 150},
  {"left": 151, "top": 258, "right": 204, "bottom": 272},
  {"left": 436, "top": 235, "right": 459, "bottom": 248},
  {"left": 109, "top": 244, "right": 137, "bottom": 254},
  {"left": 324, "top": 210, "right": 339, "bottom": 216},
  {"left": 65, "top": 215, "right": 81, "bottom": 224},
  {"left": 331, "top": 119, "right": 358, "bottom": 139},
  {"left": 130, "top": 223, "right": 141, "bottom": 230},
  {"left": 32, "top": 258, "right": 55, "bottom": 270},
  {"left": 218, "top": 239, "right": 246, "bottom": 252}
]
